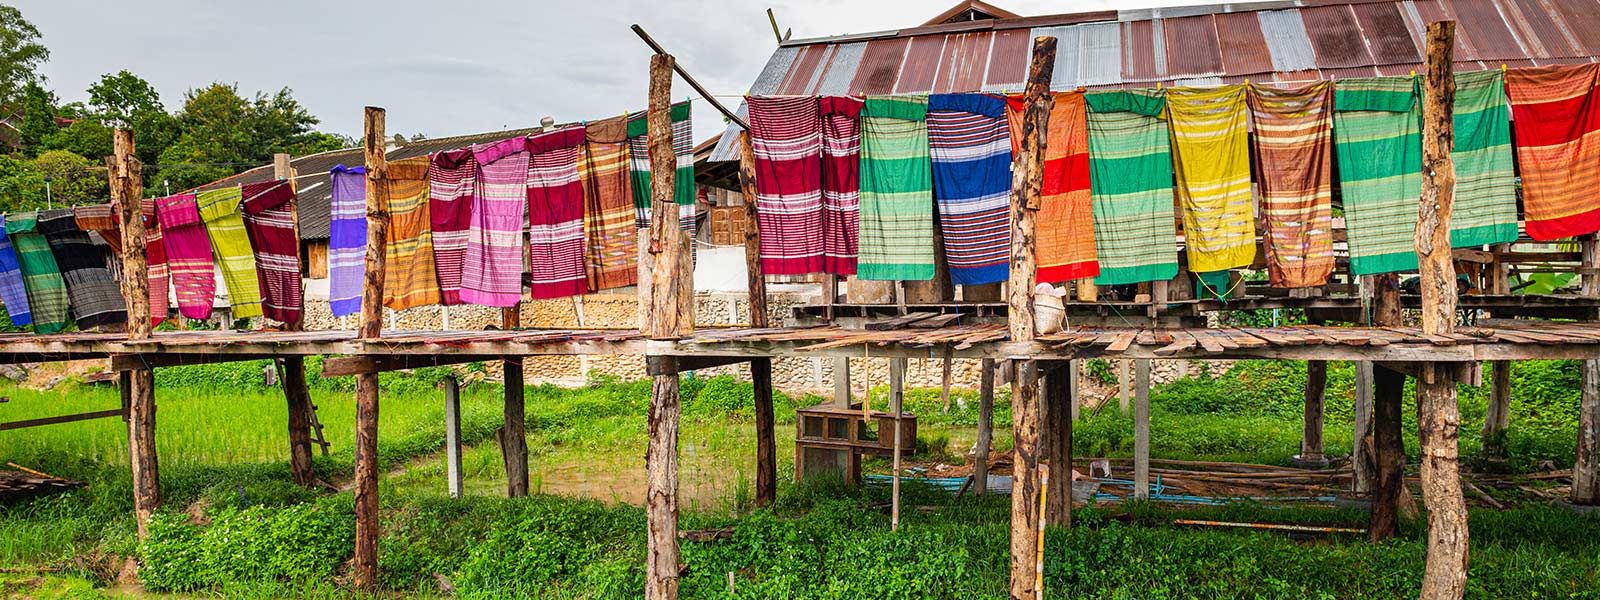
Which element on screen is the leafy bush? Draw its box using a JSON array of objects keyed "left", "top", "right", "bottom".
[{"left": 139, "top": 497, "right": 354, "bottom": 592}]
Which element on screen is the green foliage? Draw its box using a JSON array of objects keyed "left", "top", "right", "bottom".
[
  {"left": 87, "top": 70, "right": 179, "bottom": 166},
  {"left": 17, "top": 80, "right": 55, "bottom": 153},
  {"left": 0, "top": 154, "right": 44, "bottom": 211},
  {"left": 139, "top": 498, "right": 354, "bottom": 592},
  {"left": 157, "top": 82, "right": 343, "bottom": 189},
  {"left": 40, "top": 117, "right": 114, "bottom": 161},
  {"left": 0, "top": 4, "right": 48, "bottom": 108},
  {"left": 1085, "top": 358, "right": 1117, "bottom": 385},
  {"left": 32, "top": 149, "right": 109, "bottom": 204},
  {"left": 452, "top": 498, "right": 642, "bottom": 599}
]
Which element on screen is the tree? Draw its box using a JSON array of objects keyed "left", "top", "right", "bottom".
[
  {"left": 87, "top": 70, "right": 177, "bottom": 165},
  {"left": 41, "top": 117, "right": 112, "bottom": 161},
  {"left": 17, "top": 80, "right": 53, "bottom": 154},
  {"left": 157, "top": 82, "right": 343, "bottom": 188},
  {"left": 32, "top": 150, "right": 106, "bottom": 206},
  {"left": 0, "top": 154, "right": 44, "bottom": 212},
  {"left": 0, "top": 4, "right": 49, "bottom": 108}
]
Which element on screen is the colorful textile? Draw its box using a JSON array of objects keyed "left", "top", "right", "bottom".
[
  {"left": 1084, "top": 90, "right": 1180, "bottom": 286},
  {"left": 1506, "top": 65, "right": 1600, "bottom": 240},
  {"left": 383, "top": 157, "right": 441, "bottom": 310},
  {"left": 240, "top": 180, "right": 303, "bottom": 325},
  {"left": 1449, "top": 70, "right": 1519, "bottom": 247},
  {"left": 429, "top": 150, "right": 475, "bottom": 305},
  {"left": 73, "top": 204, "right": 121, "bottom": 255},
  {"left": 821, "top": 96, "right": 862, "bottom": 276},
  {"left": 6, "top": 213, "right": 68, "bottom": 332},
  {"left": 1333, "top": 76, "right": 1422, "bottom": 275},
  {"left": 328, "top": 165, "right": 366, "bottom": 317},
  {"left": 156, "top": 194, "right": 217, "bottom": 320},
  {"left": 112, "top": 199, "right": 170, "bottom": 326},
  {"left": 579, "top": 116, "right": 639, "bottom": 291},
  {"left": 857, "top": 96, "right": 935, "bottom": 281},
  {"left": 0, "top": 215, "right": 32, "bottom": 327},
  {"left": 748, "top": 96, "right": 825, "bottom": 275},
  {"left": 38, "top": 208, "right": 126, "bottom": 329},
  {"left": 463, "top": 137, "right": 529, "bottom": 307},
  {"left": 1247, "top": 82, "right": 1336, "bottom": 288},
  {"left": 1167, "top": 85, "right": 1256, "bottom": 273},
  {"left": 1008, "top": 92, "right": 1098, "bottom": 283},
  {"left": 626, "top": 102, "right": 696, "bottom": 234},
  {"left": 928, "top": 93, "right": 1011, "bottom": 285},
  {"left": 197, "top": 186, "right": 263, "bottom": 318},
  {"left": 525, "top": 128, "right": 589, "bottom": 299}
]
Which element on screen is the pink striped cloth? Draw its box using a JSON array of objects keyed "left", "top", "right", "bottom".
[
  {"left": 108, "top": 200, "right": 170, "bottom": 325},
  {"left": 240, "top": 180, "right": 303, "bottom": 326},
  {"left": 463, "top": 137, "right": 529, "bottom": 307},
  {"left": 429, "top": 149, "right": 477, "bottom": 305},
  {"left": 821, "top": 96, "right": 863, "bottom": 276},
  {"left": 525, "top": 128, "right": 589, "bottom": 299},
  {"left": 155, "top": 193, "right": 216, "bottom": 320},
  {"left": 749, "top": 96, "right": 825, "bottom": 275}
]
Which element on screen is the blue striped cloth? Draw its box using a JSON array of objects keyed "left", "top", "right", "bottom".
[
  {"left": 928, "top": 93, "right": 1012, "bottom": 285},
  {"left": 328, "top": 165, "right": 366, "bottom": 317},
  {"left": 0, "top": 215, "right": 32, "bottom": 327}
]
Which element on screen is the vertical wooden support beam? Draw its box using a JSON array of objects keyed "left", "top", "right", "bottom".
[
  {"left": 1067, "top": 359, "right": 1080, "bottom": 421},
  {"left": 445, "top": 375, "right": 463, "bottom": 499},
  {"left": 889, "top": 357, "right": 906, "bottom": 530},
  {"left": 1045, "top": 364, "right": 1072, "bottom": 527},
  {"left": 353, "top": 106, "right": 389, "bottom": 592},
  {"left": 1134, "top": 359, "right": 1151, "bottom": 500},
  {"left": 1119, "top": 359, "right": 1131, "bottom": 416},
  {"left": 1007, "top": 34, "right": 1055, "bottom": 600},
  {"left": 272, "top": 154, "right": 316, "bottom": 488},
  {"left": 1482, "top": 360, "right": 1512, "bottom": 458},
  {"left": 1353, "top": 360, "right": 1375, "bottom": 494},
  {"left": 1573, "top": 235, "right": 1600, "bottom": 505},
  {"left": 974, "top": 357, "right": 995, "bottom": 495},
  {"left": 1370, "top": 273, "right": 1406, "bottom": 541},
  {"left": 111, "top": 129, "right": 159, "bottom": 538},
  {"left": 1297, "top": 359, "right": 1329, "bottom": 467},
  {"left": 737, "top": 129, "right": 777, "bottom": 507},
  {"left": 832, "top": 357, "right": 851, "bottom": 408},
  {"left": 500, "top": 308, "right": 529, "bottom": 498}
]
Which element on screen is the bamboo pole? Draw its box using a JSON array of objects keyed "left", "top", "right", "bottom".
[
  {"left": 737, "top": 129, "right": 777, "bottom": 507},
  {"left": 352, "top": 106, "right": 389, "bottom": 591},
  {"left": 643, "top": 53, "right": 685, "bottom": 600},
  {"left": 111, "top": 129, "right": 159, "bottom": 539}
]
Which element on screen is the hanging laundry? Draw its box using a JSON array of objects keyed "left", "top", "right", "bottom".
[
  {"left": 38, "top": 208, "right": 126, "bottom": 329},
  {"left": 1167, "top": 86, "right": 1256, "bottom": 274},
  {"left": 1333, "top": 76, "right": 1422, "bottom": 275},
  {"left": 857, "top": 96, "right": 935, "bottom": 281},
  {"left": 240, "top": 180, "right": 304, "bottom": 325},
  {"left": 626, "top": 102, "right": 696, "bottom": 235},
  {"left": 821, "top": 96, "right": 862, "bottom": 276},
  {"left": 1449, "top": 70, "right": 1519, "bottom": 248},
  {"left": 73, "top": 204, "right": 121, "bottom": 255},
  {"left": 383, "top": 157, "right": 442, "bottom": 310},
  {"left": 328, "top": 165, "right": 367, "bottom": 317},
  {"left": 1247, "top": 82, "right": 1336, "bottom": 288},
  {"left": 1084, "top": 90, "right": 1180, "bottom": 286},
  {"left": 429, "top": 150, "right": 476, "bottom": 306},
  {"left": 579, "top": 116, "right": 638, "bottom": 291},
  {"left": 109, "top": 199, "right": 170, "bottom": 326},
  {"left": 0, "top": 215, "right": 32, "bottom": 327},
  {"left": 463, "top": 137, "right": 529, "bottom": 307},
  {"left": 5, "top": 213, "right": 67, "bottom": 332},
  {"left": 927, "top": 93, "right": 1012, "bottom": 286},
  {"left": 157, "top": 194, "right": 217, "bottom": 320},
  {"left": 1506, "top": 65, "right": 1600, "bottom": 240},
  {"left": 197, "top": 186, "right": 263, "bottom": 319},
  {"left": 525, "top": 127, "right": 589, "bottom": 299},
  {"left": 748, "top": 96, "right": 825, "bottom": 275},
  {"left": 1007, "top": 92, "right": 1099, "bottom": 284}
]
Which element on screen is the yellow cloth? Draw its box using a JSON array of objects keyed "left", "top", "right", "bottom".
[
  {"left": 196, "top": 186, "right": 264, "bottom": 319},
  {"left": 1167, "top": 85, "right": 1256, "bottom": 273}
]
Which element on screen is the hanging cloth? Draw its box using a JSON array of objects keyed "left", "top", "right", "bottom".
[
  {"left": 1506, "top": 64, "right": 1600, "bottom": 240},
  {"left": 1246, "top": 82, "right": 1336, "bottom": 288},
  {"left": 927, "top": 93, "right": 1012, "bottom": 286},
  {"left": 626, "top": 102, "right": 696, "bottom": 234},
  {"left": 525, "top": 127, "right": 590, "bottom": 299},
  {"left": 38, "top": 208, "right": 127, "bottom": 329},
  {"left": 821, "top": 96, "right": 863, "bottom": 276},
  {"left": 1007, "top": 91, "right": 1099, "bottom": 284},
  {"left": 1333, "top": 76, "right": 1423, "bottom": 275},
  {"left": 73, "top": 204, "right": 122, "bottom": 255},
  {"left": 0, "top": 215, "right": 32, "bottom": 327},
  {"left": 429, "top": 151, "right": 475, "bottom": 306},
  {"left": 1167, "top": 85, "right": 1256, "bottom": 274},
  {"left": 463, "top": 137, "right": 529, "bottom": 307},
  {"left": 1449, "top": 70, "right": 1519, "bottom": 247},
  {"left": 5, "top": 213, "right": 67, "bottom": 332},
  {"left": 156, "top": 194, "right": 216, "bottom": 320},
  {"left": 109, "top": 199, "right": 170, "bottom": 326},
  {"left": 383, "top": 157, "right": 442, "bottom": 310},
  {"left": 857, "top": 96, "right": 935, "bottom": 281},
  {"left": 1084, "top": 90, "right": 1180, "bottom": 286},
  {"left": 239, "top": 180, "right": 303, "bottom": 325},
  {"left": 197, "top": 186, "right": 263, "bottom": 319},
  {"left": 579, "top": 116, "right": 639, "bottom": 291},
  {"left": 748, "top": 95, "right": 825, "bottom": 275},
  {"left": 328, "top": 165, "right": 366, "bottom": 317}
]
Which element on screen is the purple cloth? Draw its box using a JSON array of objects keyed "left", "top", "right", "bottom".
[{"left": 329, "top": 165, "right": 367, "bottom": 317}]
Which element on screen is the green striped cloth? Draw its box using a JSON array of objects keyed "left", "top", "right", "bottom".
[
  {"left": 1333, "top": 76, "right": 1422, "bottom": 276},
  {"left": 4, "top": 212, "right": 69, "bottom": 333},
  {"left": 1085, "top": 90, "right": 1179, "bottom": 286},
  {"left": 197, "top": 186, "right": 263, "bottom": 319},
  {"left": 857, "top": 96, "right": 935, "bottom": 281},
  {"left": 627, "top": 101, "right": 695, "bottom": 233},
  {"left": 1448, "top": 70, "right": 1519, "bottom": 248}
]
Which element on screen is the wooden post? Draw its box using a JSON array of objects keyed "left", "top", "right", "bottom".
[
  {"left": 1573, "top": 235, "right": 1600, "bottom": 505},
  {"left": 500, "top": 308, "right": 528, "bottom": 498},
  {"left": 832, "top": 357, "right": 851, "bottom": 408},
  {"left": 1353, "top": 360, "right": 1375, "bottom": 494},
  {"left": 1134, "top": 359, "right": 1151, "bottom": 500},
  {"left": 352, "top": 106, "right": 389, "bottom": 592},
  {"left": 972, "top": 358, "right": 995, "bottom": 496},
  {"left": 111, "top": 129, "right": 159, "bottom": 538},
  {"left": 1370, "top": 273, "right": 1407, "bottom": 541},
  {"left": 445, "top": 375, "right": 463, "bottom": 499},
  {"left": 1119, "top": 359, "right": 1131, "bottom": 416},
  {"left": 272, "top": 153, "right": 316, "bottom": 488},
  {"left": 1482, "top": 360, "right": 1512, "bottom": 457},
  {"left": 889, "top": 357, "right": 906, "bottom": 530},
  {"left": 737, "top": 129, "right": 777, "bottom": 507},
  {"left": 1007, "top": 34, "right": 1055, "bottom": 600},
  {"left": 1046, "top": 363, "right": 1072, "bottom": 527},
  {"left": 1297, "top": 359, "right": 1328, "bottom": 467}
]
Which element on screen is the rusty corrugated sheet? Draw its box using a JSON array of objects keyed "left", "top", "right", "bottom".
[
  {"left": 749, "top": 46, "right": 798, "bottom": 95},
  {"left": 1450, "top": 0, "right": 1528, "bottom": 61},
  {"left": 1502, "top": 0, "right": 1578, "bottom": 57},
  {"left": 932, "top": 31, "right": 993, "bottom": 93},
  {"left": 984, "top": 29, "right": 1030, "bottom": 90},
  {"left": 1216, "top": 12, "right": 1275, "bottom": 75},
  {"left": 1551, "top": 0, "right": 1600, "bottom": 55},
  {"left": 1163, "top": 16, "right": 1223, "bottom": 78},
  {"left": 817, "top": 43, "right": 867, "bottom": 96},
  {"left": 1120, "top": 20, "right": 1163, "bottom": 82},
  {"left": 1301, "top": 5, "right": 1373, "bottom": 68},
  {"left": 776, "top": 44, "right": 831, "bottom": 95},
  {"left": 1258, "top": 10, "right": 1319, "bottom": 72},
  {"left": 894, "top": 35, "right": 947, "bottom": 93},
  {"left": 848, "top": 38, "right": 910, "bottom": 95},
  {"left": 1352, "top": 2, "right": 1422, "bottom": 64},
  {"left": 1404, "top": 0, "right": 1479, "bottom": 59}
]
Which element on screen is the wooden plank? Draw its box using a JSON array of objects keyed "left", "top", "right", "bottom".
[
  {"left": 320, "top": 354, "right": 500, "bottom": 377},
  {"left": 865, "top": 312, "right": 941, "bottom": 331},
  {"left": 646, "top": 355, "right": 752, "bottom": 376},
  {"left": 0, "top": 408, "right": 127, "bottom": 432}
]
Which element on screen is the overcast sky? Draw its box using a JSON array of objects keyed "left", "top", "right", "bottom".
[{"left": 18, "top": 0, "right": 1199, "bottom": 145}]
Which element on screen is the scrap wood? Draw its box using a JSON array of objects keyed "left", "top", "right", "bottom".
[
  {"left": 1463, "top": 480, "right": 1505, "bottom": 509},
  {"left": 679, "top": 527, "right": 735, "bottom": 542},
  {"left": 865, "top": 312, "right": 941, "bottom": 331}
]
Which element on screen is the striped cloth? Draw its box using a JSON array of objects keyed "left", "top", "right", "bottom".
[
  {"left": 328, "top": 165, "right": 366, "bottom": 317},
  {"left": 580, "top": 116, "right": 639, "bottom": 291},
  {"left": 929, "top": 93, "right": 1011, "bottom": 285},
  {"left": 197, "top": 186, "right": 263, "bottom": 319},
  {"left": 429, "top": 150, "right": 476, "bottom": 305},
  {"left": 627, "top": 102, "right": 696, "bottom": 235},
  {"left": 463, "top": 137, "right": 529, "bottom": 307},
  {"left": 1450, "top": 70, "right": 1519, "bottom": 247},
  {"left": 748, "top": 96, "right": 825, "bottom": 275},
  {"left": 383, "top": 157, "right": 442, "bottom": 310},
  {"left": 1333, "top": 76, "right": 1422, "bottom": 275},
  {"left": 1247, "top": 82, "right": 1336, "bottom": 288},
  {"left": 73, "top": 204, "right": 121, "bottom": 255},
  {"left": 240, "top": 180, "right": 303, "bottom": 325},
  {"left": 821, "top": 96, "right": 862, "bottom": 276},
  {"left": 39, "top": 208, "right": 127, "bottom": 329},
  {"left": 6, "top": 213, "right": 68, "bottom": 332},
  {"left": 1008, "top": 92, "right": 1099, "bottom": 284},
  {"left": 1085, "top": 90, "right": 1179, "bottom": 286},
  {"left": 1167, "top": 85, "right": 1256, "bottom": 274},
  {"left": 1507, "top": 65, "right": 1600, "bottom": 240},
  {"left": 111, "top": 199, "right": 170, "bottom": 326},
  {"left": 525, "top": 128, "right": 589, "bottom": 299},
  {"left": 156, "top": 194, "right": 216, "bottom": 320},
  {"left": 858, "top": 96, "right": 935, "bottom": 281},
  {"left": 0, "top": 215, "right": 32, "bottom": 327}
]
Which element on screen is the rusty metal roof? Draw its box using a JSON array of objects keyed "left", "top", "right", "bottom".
[{"left": 708, "top": 0, "right": 1600, "bottom": 161}]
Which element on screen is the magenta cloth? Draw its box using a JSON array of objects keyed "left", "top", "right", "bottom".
[
  {"left": 463, "top": 137, "right": 529, "bottom": 307},
  {"left": 429, "top": 149, "right": 476, "bottom": 306},
  {"left": 525, "top": 128, "right": 589, "bottom": 299},
  {"left": 239, "top": 180, "right": 303, "bottom": 326},
  {"left": 109, "top": 199, "right": 170, "bottom": 326},
  {"left": 156, "top": 193, "right": 216, "bottom": 320},
  {"left": 748, "top": 96, "right": 825, "bottom": 275},
  {"left": 821, "top": 96, "right": 863, "bottom": 276}
]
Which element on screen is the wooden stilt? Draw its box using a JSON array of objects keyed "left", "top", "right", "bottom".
[
  {"left": 974, "top": 358, "right": 995, "bottom": 496},
  {"left": 736, "top": 128, "right": 777, "bottom": 507},
  {"left": 1482, "top": 360, "right": 1512, "bottom": 457},
  {"left": 445, "top": 375, "right": 464, "bottom": 499},
  {"left": 272, "top": 153, "right": 316, "bottom": 489},
  {"left": 1134, "top": 359, "right": 1151, "bottom": 500},
  {"left": 501, "top": 308, "right": 528, "bottom": 498},
  {"left": 833, "top": 356, "right": 851, "bottom": 409},
  {"left": 1119, "top": 359, "right": 1131, "bottom": 416},
  {"left": 1573, "top": 236, "right": 1599, "bottom": 504},
  {"left": 353, "top": 106, "right": 390, "bottom": 592},
  {"left": 1353, "top": 360, "right": 1375, "bottom": 494},
  {"left": 1370, "top": 273, "right": 1406, "bottom": 541},
  {"left": 110, "top": 129, "right": 159, "bottom": 538},
  {"left": 890, "top": 357, "right": 906, "bottom": 531},
  {"left": 1046, "top": 363, "right": 1072, "bottom": 527},
  {"left": 1298, "top": 359, "right": 1328, "bottom": 467}
]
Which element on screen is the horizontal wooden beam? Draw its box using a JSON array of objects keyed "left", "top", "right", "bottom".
[
  {"left": 646, "top": 355, "right": 751, "bottom": 376},
  {"left": 320, "top": 354, "right": 499, "bottom": 377},
  {"left": 0, "top": 353, "right": 106, "bottom": 365},
  {"left": 0, "top": 408, "right": 125, "bottom": 432},
  {"left": 109, "top": 353, "right": 279, "bottom": 371}
]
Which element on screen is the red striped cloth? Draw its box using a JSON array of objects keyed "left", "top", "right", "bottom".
[
  {"left": 239, "top": 180, "right": 302, "bottom": 326},
  {"left": 821, "top": 96, "right": 862, "bottom": 276},
  {"left": 111, "top": 199, "right": 169, "bottom": 325},
  {"left": 1007, "top": 92, "right": 1098, "bottom": 283},
  {"left": 429, "top": 149, "right": 476, "bottom": 305},
  {"left": 749, "top": 96, "right": 825, "bottom": 275},
  {"left": 1506, "top": 65, "right": 1600, "bottom": 240},
  {"left": 156, "top": 194, "right": 215, "bottom": 319},
  {"left": 526, "top": 128, "right": 589, "bottom": 299}
]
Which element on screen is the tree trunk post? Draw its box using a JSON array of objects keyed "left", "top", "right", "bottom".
[
  {"left": 1353, "top": 360, "right": 1375, "bottom": 494},
  {"left": 1481, "top": 361, "right": 1512, "bottom": 458},
  {"left": 110, "top": 129, "right": 160, "bottom": 539},
  {"left": 974, "top": 358, "right": 995, "bottom": 495},
  {"left": 1297, "top": 359, "right": 1329, "bottom": 468},
  {"left": 353, "top": 106, "right": 390, "bottom": 592},
  {"left": 737, "top": 129, "right": 777, "bottom": 507},
  {"left": 1134, "top": 358, "right": 1151, "bottom": 500},
  {"left": 272, "top": 153, "right": 316, "bottom": 489},
  {"left": 1046, "top": 363, "right": 1072, "bottom": 527},
  {"left": 445, "top": 375, "right": 464, "bottom": 498},
  {"left": 501, "top": 307, "right": 529, "bottom": 498},
  {"left": 1370, "top": 273, "right": 1407, "bottom": 541},
  {"left": 1572, "top": 235, "right": 1599, "bottom": 504},
  {"left": 890, "top": 357, "right": 907, "bottom": 530}
]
